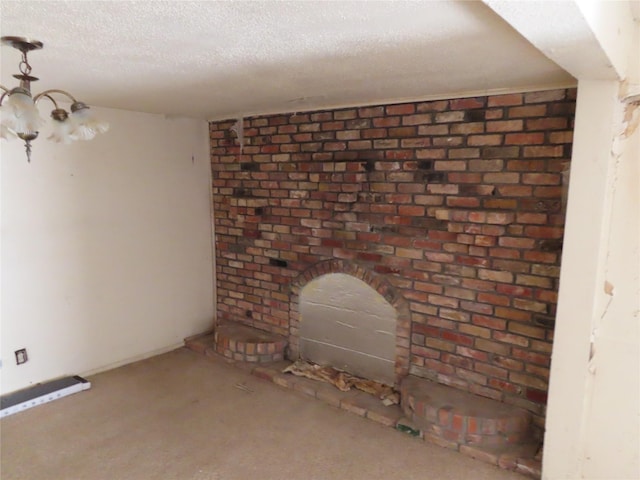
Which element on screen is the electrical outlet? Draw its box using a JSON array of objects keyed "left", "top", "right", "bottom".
[{"left": 15, "top": 348, "right": 28, "bottom": 365}]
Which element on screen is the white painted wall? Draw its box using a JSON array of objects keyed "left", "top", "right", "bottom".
[
  {"left": 580, "top": 95, "right": 639, "bottom": 478},
  {"left": 543, "top": 81, "right": 639, "bottom": 479},
  {"left": 0, "top": 106, "right": 214, "bottom": 394}
]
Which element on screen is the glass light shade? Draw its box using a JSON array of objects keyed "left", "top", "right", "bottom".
[
  {"left": 1, "top": 89, "right": 44, "bottom": 134},
  {"left": 69, "top": 104, "right": 109, "bottom": 141},
  {"left": 48, "top": 118, "right": 76, "bottom": 144},
  {"left": 0, "top": 122, "right": 17, "bottom": 141}
]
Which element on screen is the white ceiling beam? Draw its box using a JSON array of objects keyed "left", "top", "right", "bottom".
[{"left": 483, "top": 0, "right": 635, "bottom": 81}]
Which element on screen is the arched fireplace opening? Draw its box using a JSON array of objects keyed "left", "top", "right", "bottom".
[{"left": 288, "top": 260, "right": 410, "bottom": 386}]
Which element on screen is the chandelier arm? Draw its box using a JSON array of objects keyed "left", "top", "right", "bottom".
[
  {"left": 33, "top": 89, "right": 78, "bottom": 105},
  {"left": 35, "top": 93, "right": 62, "bottom": 110},
  {"left": 0, "top": 85, "right": 9, "bottom": 104}
]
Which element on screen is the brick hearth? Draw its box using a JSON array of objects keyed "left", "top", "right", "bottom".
[
  {"left": 185, "top": 331, "right": 542, "bottom": 478},
  {"left": 214, "top": 322, "right": 287, "bottom": 363}
]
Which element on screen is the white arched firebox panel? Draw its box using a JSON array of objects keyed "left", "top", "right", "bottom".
[{"left": 299, "top": 273, "right": 397, "bottom": 385}]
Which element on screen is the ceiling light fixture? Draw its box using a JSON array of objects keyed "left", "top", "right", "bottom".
[{"left": 0, "top": 36, "right": 109, "bottom": 162}]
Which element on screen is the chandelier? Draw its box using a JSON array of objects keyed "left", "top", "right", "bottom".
[{"left": 0, "top": 36, "right": 109, "bottom": 162}]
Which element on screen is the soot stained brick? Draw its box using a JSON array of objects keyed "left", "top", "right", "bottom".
[{"left": 209, "top": 88, "right": 576, "bottom": 425}]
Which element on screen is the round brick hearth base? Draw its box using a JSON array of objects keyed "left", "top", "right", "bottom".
[
  {"left": 400, "top": 375, "right": 533, "bottom": 448},
  {"left": 214, "top": 322, "right": 287, "bottom": 363}
]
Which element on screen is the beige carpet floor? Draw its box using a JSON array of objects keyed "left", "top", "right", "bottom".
[{"left": 1, "top": 348, "right": 526, "bottom": 480}]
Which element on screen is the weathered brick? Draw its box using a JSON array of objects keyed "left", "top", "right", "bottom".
[
  {"left": 505, "top": 133, "right": 545, "bottom": 145},
  {"left": 457, "top": 368, "right": 487, "bottom": 385},
  {"left": 347, "top": 140, "right": 372, "bottom": 150},
  {"left": 459, "top": 324, "right": 491, "bottom": 339},
  {"left": 524, "top": 89, "right": 565, "bottom": 103},
  {"left": 386, "top": 103, "right": 416, "bottom": 115},
  {"left": 475, "top": 362, "right": 508, "bottom": 379},
  {"left": 526, "top": 364, "right": 550, "bottom": 379},
  {"left": 516, "top": 274, "right": 554, "bottom": 288},
  {"left": 449, "top": 172, "right": 482, "bottom": 183},
  {"left": 451, "top": 122, "right": 484, "bottom": 134},
  {"left": 403, "top": 114, "right": 433, "bottom": 126},
  {"left": 468, "top": 134, "right": 503, "bottom": 146},
  {"left": 513, "top": 298, "right": 548, "bottom": 313},
  {"left": 499, "top": 237, "right": 535, "bottom": 249},
  {"left": 389, "top": 126, "right": 417, "bottom": 137},
  {"left": 441, "top": 330, "right": 475, "bottom": 346},
  {"left": 494, "top": 331, "right": 530, "bottom": 347},
  {"left": 488, "top": 94, "right": 523, "bottom": 107},
  {"left": 486, "top": 212, "right": 515, "bottom": 225},
  {"left": 373, "top": 117, "right": 400, "bottom": 128},
  {"left": 522, "top": 173, "right": 561, "bottom": 185},
  {"left": 492, "top": 355, "right": 523, "bottom": 371},
  {"left": 523, "top": 145, "right": 564, "bottom": 157},
  {"left": 468, "top": 159, "right": 504, "bottom": 172},
  {"left": 483, "top": 172, "right": 520, "bottom": 184},
  {"left": 475, "top": 338, "right": 511, "bottom": 356},
  {"left": 550, "top": 131, "right": 573, "bottom": 144},
  {"left": 512, "top": 348, "right": 550, "bottom": 366},
  {"left": 508, "top": 322, "right": 546, "bottom": 339},
  {"left": 508, "top": 105, "right": 547, "bottom": 118},
  {"left": 486, "top": 120, "right": 523, "bottom": 132},
  {"left": 476, "top": 293, "right": 510, "bottom": 308},
  {"left": 478, "top": 269, "right": 513, "bottom": 283},
  {"left": 211, "top": 89, "right": 574, "bottom": 412},
  {"left": 434, "top": 160, "right": 467, "bottom": 171},
  {"left": 509, "top": 372, "right": 548, "bottom": 390},
  {"left": 448, "top": 148, "right": 480, "bottom": 159},
  {"left": 450, "top": 97, "right": 486, "bottom": 110},
  {"left": 435, "top": 111, "right": 466, "bottom": 123},
  {"left": 526, "top": 117, "right": 568, "bottom": 130}
]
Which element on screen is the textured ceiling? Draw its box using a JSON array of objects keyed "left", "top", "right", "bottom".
[{"left": 1, "top": 1, "right": 575, "bottom": 120}]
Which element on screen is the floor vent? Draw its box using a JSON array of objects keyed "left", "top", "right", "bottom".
[{"left": 1, "top": 376, "right": 91, "bottom": 418}]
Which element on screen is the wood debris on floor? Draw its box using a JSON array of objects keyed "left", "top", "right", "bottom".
[{"left": 282, "top": 360, "right": 399, "bottom": 405}]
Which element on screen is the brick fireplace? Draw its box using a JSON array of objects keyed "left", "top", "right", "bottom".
[{"left": 210, "top": 88, "right": 575, "bottom": 431}]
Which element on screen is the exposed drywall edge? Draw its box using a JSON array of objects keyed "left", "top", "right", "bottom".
[
  {"left": 575, "top": 89, "right": 627, "bottom": 471},
  {"left": 206, "top": 82, "right": 577, "bottom": 122},
  {"left": 578, "top": 81, "right": 640, "bottom": 478}
]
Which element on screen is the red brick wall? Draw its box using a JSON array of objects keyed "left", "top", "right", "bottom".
[{"left": 210, "top": 88, "right": 575, "bottom": 424}]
